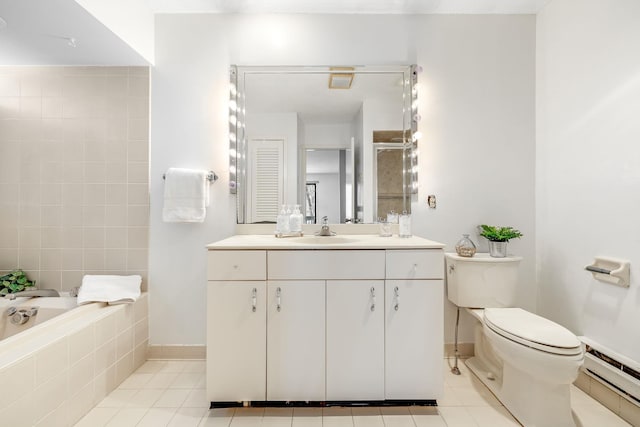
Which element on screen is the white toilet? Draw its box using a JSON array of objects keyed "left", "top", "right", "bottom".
[{"left": 445, "top": 253, "right": 584, "bottom": 427}]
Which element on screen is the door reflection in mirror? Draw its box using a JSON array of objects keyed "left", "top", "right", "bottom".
[{"left": 304, "top": 149, "right": 354, "bottom": 224}]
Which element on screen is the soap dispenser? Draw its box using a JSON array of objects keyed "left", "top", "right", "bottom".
[
  {"left": 276, "top": 204, "right": 290, "bottom": 235},
  {"left": 290, "top": 204, "right": 303, "bottom": 234}
]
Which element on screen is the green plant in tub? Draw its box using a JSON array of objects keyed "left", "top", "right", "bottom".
[
  {"left": 0, "top": 269, "right": 36, "bottom": 295},
  {"left": 479, "top": 225, "right": 523, "bottom": 242}
]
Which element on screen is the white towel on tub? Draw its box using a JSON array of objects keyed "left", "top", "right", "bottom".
[
  {"left": 162, "top": 168, "right": 209, "bottom": 223},
  {"left": 77, "top": 275, "right": 142, "bottom": 305}
]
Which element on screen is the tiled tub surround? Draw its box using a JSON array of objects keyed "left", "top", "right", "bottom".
[
  {"left": 0, "top": 293, "right": 148, "bottom": 426},
  {"left": 0, "top": 66, "right": 150, "bottom": 292}
]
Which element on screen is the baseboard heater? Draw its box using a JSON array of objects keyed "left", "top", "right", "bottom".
[{"left": 580, "top": 336, "right": 640, "bottom": 405}]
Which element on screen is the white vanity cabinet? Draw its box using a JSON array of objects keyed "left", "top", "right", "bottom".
[
  {"left": 326, "top": 280, "right": 385, "bottom": 400},
  {"left": 207, "top": 236, "right": 444, "bottom": 404},
  {"left": 385, "top": 250, "right": 445, "bottom": 399},
  {"left": 266, "top": 280, "right": 325, "bottom": 401},
  {"left": 206, "top": 251, "right": 267, "bottom": 402}
]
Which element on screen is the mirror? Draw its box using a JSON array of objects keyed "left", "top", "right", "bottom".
[{"left": 230, "top": 65, "right": 418, "bottom": 224}]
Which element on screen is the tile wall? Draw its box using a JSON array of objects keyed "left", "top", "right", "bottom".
[{"left": 0, "top": 66, "right": 150, "bottom": 291}]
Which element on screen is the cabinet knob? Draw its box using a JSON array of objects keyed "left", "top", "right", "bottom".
[{"left": 251, "top": 288, "right": 257, "bottom": 312}]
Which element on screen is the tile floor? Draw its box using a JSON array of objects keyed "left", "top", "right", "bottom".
[{"left": 75, "top": 358, "right": 632, "bottom": 427}]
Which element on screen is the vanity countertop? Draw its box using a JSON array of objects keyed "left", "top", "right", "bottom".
[{"left": 207, "top": 234, "right": 445, "bottom": 250}]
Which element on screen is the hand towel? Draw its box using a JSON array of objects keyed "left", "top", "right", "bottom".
[
  {"left": 77, "top": 275, "right": 142, "bottom": 305},
  {"left": 162, "top": 168, "right": 209, "bottom": 223}
]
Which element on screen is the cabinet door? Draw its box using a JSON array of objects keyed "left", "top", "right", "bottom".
[
  {"left": 267, "top": 281, "right": 325, "bottom": 401},
  {"left": 326, "top": 280, "right": 384, "bottom": 400},
  {"left": 385, "top": 279, "right": 444, "bottom": 400},
  {"left": 206, "top": 281, "right": 266, "bottom": 402}
]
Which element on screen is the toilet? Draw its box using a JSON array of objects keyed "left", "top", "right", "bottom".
[{"left": 445, "top": 253, "right": 584, "bottom": 427}]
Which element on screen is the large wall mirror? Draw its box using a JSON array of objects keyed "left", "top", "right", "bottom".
[{"left": 229, "top": 65, "right": 418, "bottom": 224}]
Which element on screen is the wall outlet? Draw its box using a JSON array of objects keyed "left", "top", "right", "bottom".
[{"left": 427, "top": 195, "right": 436, "bottom": 209}]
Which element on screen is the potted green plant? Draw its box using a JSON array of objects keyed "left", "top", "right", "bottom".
[
  {"left": 0, "top": 269, "right": 36, "bottom": 296},
  {"left": 479, "top": 225, "right": 523, "bottom": 258}
]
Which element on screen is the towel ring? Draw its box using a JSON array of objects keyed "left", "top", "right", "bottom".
[{"left": 162, "top": 171, "right": 218, "bottom": 182}]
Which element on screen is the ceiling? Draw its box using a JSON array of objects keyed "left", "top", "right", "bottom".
[
  {"left": 0, "top": 0, "right": 551, "bottom": 66},
  {"left": 245, "top": 70, "right": 404, "bottom": 123},
  {"left": 0, "top": 0, "right": 149, "bottom": 65},
  {"left": 151, "top": 0, "right": 552, "bottom": 14}
]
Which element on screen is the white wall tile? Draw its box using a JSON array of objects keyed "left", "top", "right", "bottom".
[
  {"left": 0, "top": 356, "right": 35, "bottom": 411},
  {"left": 69, "top": 353, "right": 95, "bottom": 393},
  {"left": 33, "top": 370, "right": 68, "bottom": 424},
  {"left": 95, "top": 321, "right": 117, "bottom": 359},
  {"left": 0, "top": 67, "right": 148, "bottom": 285},
  {"left": 69, "top": 324, "right": 96, "bottom": 365},
  {"left": 35, "top": 338, "right": 68, "bottom": 387},
  {"left": 117, "top": 327, "right": 134, "bottom": 359}
]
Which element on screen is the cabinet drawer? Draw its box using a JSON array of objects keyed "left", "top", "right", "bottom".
[
  {"left": 208, "top": 250, "right": 266, "bottom": 280},
  {"left": 386, "top": 250, "right": 443, "bottom": 279},
  {"left": 268, "top": 250, "right": 385, "bottom": 280}
]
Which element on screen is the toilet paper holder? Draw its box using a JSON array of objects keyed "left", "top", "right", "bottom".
[{"left": 585, "top": 256, "right": 630, "bottom": 288}]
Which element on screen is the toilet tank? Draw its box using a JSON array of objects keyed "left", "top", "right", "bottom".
[{"left": 445, "top": 253, "right": 522, "bottom": 308}]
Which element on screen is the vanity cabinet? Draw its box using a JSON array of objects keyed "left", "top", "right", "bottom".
[
  {"left": 385, "top": 279, "right": 443, "bottom": 399},
  {"left": 266, "top": 281, "right": 325, "bottom": 401},
  {"left": 207, "top": 238, "right": 444, "bottom": 404},
  {"left": 206, "top": 251, "right": 267, "bottom": 402},
  {"left": 326, "top": 280, "right": 385, "bottom": 400},
  {"left": 384, "top": 250, "right": 445, "bottom": 399},
  {"left": 206, "top": 281, "right": 266, "bottom": 401}
]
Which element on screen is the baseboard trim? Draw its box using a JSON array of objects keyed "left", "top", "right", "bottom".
[
  {"left": 148, "top": 344, "right": 473, "bottom": 361},
  {"left": 444, "top": 343, "right": 474, "bottom": 359},
  {"left": 148, "top": 345, "right": 205, "bottom": 359}
]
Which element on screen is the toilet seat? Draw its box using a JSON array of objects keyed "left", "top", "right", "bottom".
[{"left": 484, "top": 308, "right": 582, "bottom": 356}]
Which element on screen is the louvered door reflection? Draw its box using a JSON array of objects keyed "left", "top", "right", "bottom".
[{"left": 247, "top": 139, "right": 284, "bottom": 223}]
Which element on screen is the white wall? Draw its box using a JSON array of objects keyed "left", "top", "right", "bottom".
[
  {"left": 307, "top": 173, "right": 341, "bottom": 224},
  {"left": 304, "top": 122, "right": 353, "bottom": 149},
  {"left": 150, "top": 14, "right": 535, "bottom": 345},
  {"left": 536, "top": 0, "right": 640, "bottom": 362}
]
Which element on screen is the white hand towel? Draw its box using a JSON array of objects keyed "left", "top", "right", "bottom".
[
  {"left": 77, "top": 275, "right": 142, "bottom": 305},
  {"left": 162, "top": 168, "right": 209, "bottom": 223}
]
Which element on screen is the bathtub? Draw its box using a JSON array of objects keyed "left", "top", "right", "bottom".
[
  {"left": 0, "top": 295, "right": 78, "bottom": 340},
  {"left": 0, "top": 293, "right": 149, "bottom": 426}
]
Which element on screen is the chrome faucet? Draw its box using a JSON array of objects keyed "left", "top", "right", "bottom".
[
  {"left": 316, "top": 216, "right": 336, "bottom": 236},
  {"left": 5, "top": 289, "right": 60, "bottom": 300}
]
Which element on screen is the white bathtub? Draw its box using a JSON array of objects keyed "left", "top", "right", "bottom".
[
  {"left": 0, "top": 293, "right": 149, "bottom": 426},
  {"left": 0, "top": 296, "right": 79, "bottom": 340}
]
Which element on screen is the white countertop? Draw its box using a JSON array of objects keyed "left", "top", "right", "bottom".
[{"left": 207, "top": 234, "right": 445, "bottom": 250}]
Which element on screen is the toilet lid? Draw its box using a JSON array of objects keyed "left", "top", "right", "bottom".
[{"left": 484, "top": 308, "right": 582, "bottom": 356}]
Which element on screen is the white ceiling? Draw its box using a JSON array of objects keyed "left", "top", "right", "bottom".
[
  {"left": 0, "top": 0, "right": 551, "bottom": 66},
  {"left": 151, "top": 0, "right": 551, "bottom": 15},
  {"left": 246, "top": 71, "right": 403, "bottom": 123},
  {"left": 0, "top": 0, "right": 148, "bottom": 65}
]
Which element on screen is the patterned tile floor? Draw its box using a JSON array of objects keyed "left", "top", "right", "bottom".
[{"left": 75, "top": 359, "right": 631, "bottom": 426}]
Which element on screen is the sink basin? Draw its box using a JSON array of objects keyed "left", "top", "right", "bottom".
[{"left": 289, "top": 236, "right": 359, "bottom": 245}]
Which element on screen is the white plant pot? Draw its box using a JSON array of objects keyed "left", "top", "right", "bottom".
[{"left": 488, "top": 241, "right": 508, "bottom": 258}]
